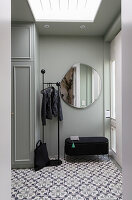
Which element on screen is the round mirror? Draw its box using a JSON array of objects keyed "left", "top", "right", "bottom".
[{"left": 60, "top": 63, "right": 101, "bottom": 108}]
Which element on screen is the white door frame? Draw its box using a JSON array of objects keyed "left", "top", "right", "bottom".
[{"left": 0, "top": 0, "right": 11, "bottom": 199}]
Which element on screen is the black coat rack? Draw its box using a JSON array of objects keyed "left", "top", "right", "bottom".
[{"left": 41, "top": 69, "right": 62, "bottom": 166}]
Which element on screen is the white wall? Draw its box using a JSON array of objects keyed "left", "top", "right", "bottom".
[
  {"left": 122, "top": 0, "right": 132, "bottom": 199},
  {"left": 0, "top": 0, "right": 11, "bottom": 199},
  {"left": 110, "top": 32, "right": 122, "bottom": 167}
]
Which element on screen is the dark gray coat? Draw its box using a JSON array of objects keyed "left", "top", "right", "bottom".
[
  {"left": 52, "top": 87, "right": 63, "bottom": 121},
  {"left": 41, "top": 87, "right": 63, "bottom": 125}
]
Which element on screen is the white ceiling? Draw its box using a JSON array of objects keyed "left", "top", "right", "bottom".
[{"left": 11, "top": 0, "right": 121, "bottom": 36}]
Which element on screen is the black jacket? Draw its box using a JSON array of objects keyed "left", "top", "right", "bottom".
[{"left": 41, "top": 87, "right": 63, "bottom": 125}]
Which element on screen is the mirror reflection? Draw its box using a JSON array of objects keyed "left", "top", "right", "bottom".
[{"left": 60, "top": 63, "right": 101, "bottom": 108}]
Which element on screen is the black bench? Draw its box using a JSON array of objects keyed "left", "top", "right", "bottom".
[{"left": 65, "top": 137, "right": 109, "bottom": 157}]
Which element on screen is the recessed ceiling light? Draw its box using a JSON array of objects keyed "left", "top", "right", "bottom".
[
  {"left": 80, "top": 25, "right": 86, "bottom": 30},
  {"left": 27, "top": 0, "right": 102, "bottom": 22},
  {"left": 44, "top": 24, "right": 50, "bottom": 29}
]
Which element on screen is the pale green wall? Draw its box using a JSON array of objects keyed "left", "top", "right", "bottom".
[
  {"left": 39, "top": 36, "right": 104, "bottom": 156},
  {"left": 34, "top": 25, "right": 40, "bottom": 145},
  {"left": 104, "top": 14, "right": 121, "bottom": 42},
  {"left": 110, "top": 32, "right": 122, "bottom": 166},
  {"left": 103, "top": 42, "right": 111, "bottom": 142}
]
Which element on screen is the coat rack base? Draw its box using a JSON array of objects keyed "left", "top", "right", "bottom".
[{"left": 49, "top": 159, "right": 62, "bottom": 166}]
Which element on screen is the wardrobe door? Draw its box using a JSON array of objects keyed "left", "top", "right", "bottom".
[
  {"left": 11, "top": 24, "right": 33, "bottom": 61},
  {"left": 11, "top": 62, "right": 34, "bottom": 168}
]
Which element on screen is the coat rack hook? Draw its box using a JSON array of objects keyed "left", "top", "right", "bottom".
[{"left": 56, "top": 82, "right": 60, "bottom": 87}]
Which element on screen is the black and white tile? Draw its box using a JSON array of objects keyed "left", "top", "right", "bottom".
[{"left": 11, "top": 156, "right": 122, "bottom": 200}]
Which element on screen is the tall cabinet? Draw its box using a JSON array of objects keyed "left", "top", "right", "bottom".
[{"left": 11, "top": 23, "right": 40, "bottom": 168}]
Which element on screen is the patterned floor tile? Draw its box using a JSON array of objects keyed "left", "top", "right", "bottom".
[{"left": 11, "top": 156, "right": 122, "bottom": 200}]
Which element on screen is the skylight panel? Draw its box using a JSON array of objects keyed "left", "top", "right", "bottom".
[
  {"left": 27, "top": 0, "right": 102, "bottom": 22},
  {"left": 78, "top": 0, "right": 87, "bottom": 10},
  {"left": 60, "top": 0, "right": 68, "bottom": 11}
]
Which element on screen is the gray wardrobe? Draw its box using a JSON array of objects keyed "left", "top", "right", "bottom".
[{"left": 11, "top": 23, "right": 40, "bottom": 168}]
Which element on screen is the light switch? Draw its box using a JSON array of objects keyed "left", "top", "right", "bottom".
[{"left": 105, "top": 110, "right": 110, "bottom": 118}]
